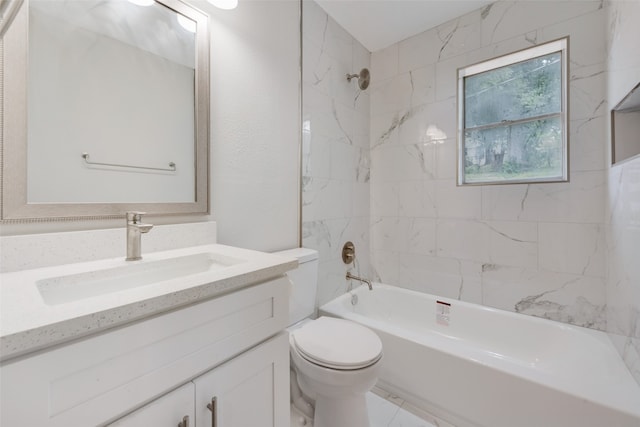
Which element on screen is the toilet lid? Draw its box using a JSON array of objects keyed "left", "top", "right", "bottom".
[{"left": 292, "top": 317, "right": 382, "bottom": 370}]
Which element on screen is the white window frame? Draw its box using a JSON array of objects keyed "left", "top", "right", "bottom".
[{"left": 457, "top": 37, "right": 569, "bottom": 186}]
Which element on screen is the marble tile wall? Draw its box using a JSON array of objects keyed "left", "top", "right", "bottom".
[
  {"left": 369, "top": 1, "right": 610, "bottom": 330},
  {"left": 606, "top": 0, "right": 640, "bottom": 383},
  {"left": 301, "top": 0, "right": 371, "bottom": 307}
]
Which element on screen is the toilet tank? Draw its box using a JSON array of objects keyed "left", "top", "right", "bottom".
[{"left": 275, "top": 248, "right": 319, "bottom": 325}]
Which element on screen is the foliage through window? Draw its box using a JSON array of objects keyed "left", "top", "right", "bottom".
[{"left": 457, "top": 38, "right": 568, "bottom": 185}]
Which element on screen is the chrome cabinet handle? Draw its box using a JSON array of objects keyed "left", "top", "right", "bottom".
[
  {"left": 206, "top": 396, "right": 218, "bottom": 427},
  {"left": 178, "top": 415, "right": 189, "bottom": 427}
]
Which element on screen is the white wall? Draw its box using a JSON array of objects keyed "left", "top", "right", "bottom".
[
  {"left": 369, "top": 1, "right": 609, "bottom": 330},
  {"left": 206, "top": 0, "right": 300, "bottom": 253},
  {"left": 301, "top": 0, "right": 371, "bottom": 307},
  {"left": 606, "top": 0, "right": 640, "bottom": 384}
]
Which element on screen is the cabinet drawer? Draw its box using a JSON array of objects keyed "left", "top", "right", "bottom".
[
  {"left": 0, "top": 276, "right": 289, "bottom": 427},
  {"left": 107, "top": 383, "right": 194, "bottom": 427}
]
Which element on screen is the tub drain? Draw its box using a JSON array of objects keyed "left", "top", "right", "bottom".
[{"left": 351, "top": 294, "right": 358, "bottom": 306}]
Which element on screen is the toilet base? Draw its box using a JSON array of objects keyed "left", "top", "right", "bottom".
[{"left": 291, "top": 403, "right": 314, "bottom": 427}]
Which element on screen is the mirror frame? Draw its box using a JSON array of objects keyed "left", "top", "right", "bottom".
[{"left": 1, "top": 0, "right": 210, "bottom": 222}]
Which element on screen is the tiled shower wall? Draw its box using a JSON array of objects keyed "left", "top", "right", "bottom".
[
  {"left": 606, "top": 0, "right": 640, "bottom": 383},
  {"left": 301, "top": 0, "right": 371, "bottom": 307},
  {"left": 369, "top": 1, "right": 609, "bottom": 330}
]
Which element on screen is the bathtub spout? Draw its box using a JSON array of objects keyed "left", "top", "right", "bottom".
[{"left": 346, "top": 272, "right": 373, "bottom": 291}]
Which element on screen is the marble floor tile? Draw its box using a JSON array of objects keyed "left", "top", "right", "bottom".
[
  {"left": 389, "top": 407, "right": 439, "bottom": 427},
  {"left": 367, "top": 392, "right": 402, "bottom": 426},
  {"left": 290, "top": 391, "right": 441, "bottom": 427}
]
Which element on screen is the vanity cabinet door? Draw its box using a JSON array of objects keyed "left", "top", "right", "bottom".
[
  {"left": 107, "top": 382, "right": 195, "bottom": 427},
  {"left": 194, "top": 332, "right": 290, "bottom": 427}
]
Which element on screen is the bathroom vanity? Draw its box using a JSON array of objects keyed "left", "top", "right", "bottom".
[{"left": 0, "top": 244, "right": 296, "bottom": 426}]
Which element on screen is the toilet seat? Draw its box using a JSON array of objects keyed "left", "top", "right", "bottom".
[{"left": 291, "top": 317, "right": 382, "bottom": 370}]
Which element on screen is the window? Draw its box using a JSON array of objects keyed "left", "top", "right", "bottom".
[{"left": 457, "top": 38, "right": 568, "bottom": 185}]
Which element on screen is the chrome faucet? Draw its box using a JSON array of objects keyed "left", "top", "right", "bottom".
[
  {"left": 346, "top": 271, "right": 373, "bottom": 291},
  {"left": 126, "top": 211, "right": 153, "bottom": 261}
]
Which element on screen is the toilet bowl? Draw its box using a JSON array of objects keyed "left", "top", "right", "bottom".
[
  {"left": 275, "top": 248, "right": 383, "bottom": 427},
  {"left": 289, "top": 316, "right": 382, "bottom": 427}
]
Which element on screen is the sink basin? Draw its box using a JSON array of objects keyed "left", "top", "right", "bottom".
[{"left": 36, "top": 252, "right": 244, "bottom": 305}]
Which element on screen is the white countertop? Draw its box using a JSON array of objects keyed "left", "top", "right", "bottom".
[{"left": 0, "top": 244, "right": 297, "bottom": 361}]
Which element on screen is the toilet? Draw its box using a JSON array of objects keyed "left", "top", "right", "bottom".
[{"left": 276, "top": 248, "right": 383, "bottom": 427}]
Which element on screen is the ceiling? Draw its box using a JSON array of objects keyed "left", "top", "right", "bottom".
[{"left": 315, "top": 0, "right": 493, "bottom": 52}]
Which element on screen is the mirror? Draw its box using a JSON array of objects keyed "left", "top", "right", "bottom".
[
  {"left": 1, "top": 0, "right": 209, "bottom": 221},
  {"left": 611, "top": 82, "right": 640, "bottom": 165}
]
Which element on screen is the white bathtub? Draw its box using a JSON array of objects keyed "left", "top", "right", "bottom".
[{"left": 320, "top": 284, "right": 640, "bottom": 427}]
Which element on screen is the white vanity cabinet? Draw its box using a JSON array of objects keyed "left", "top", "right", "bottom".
[
  {"left": 0, "top": 276, "right": 291, "bottom": 427},
  {"left": 108, "top": 332, "right": 289, "bottom": 427}
]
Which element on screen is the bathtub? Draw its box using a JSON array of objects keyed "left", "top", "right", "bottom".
[{"left": 320, "top": 284, "right": 640, "bottom": 427}]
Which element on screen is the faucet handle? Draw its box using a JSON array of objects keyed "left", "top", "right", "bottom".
[{"left": 126, "top": 211, "right": 147, "bottom": 223}]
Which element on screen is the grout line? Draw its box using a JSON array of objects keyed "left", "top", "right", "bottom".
[
  {"left": 370, "top": 387, "right": 403, "bottom": 424},
  {"left": 371, "top": 386, "right": 456, "bottom": 427},
  {"left": 291, "top": 390, "right": 450, "bottom": 427}
]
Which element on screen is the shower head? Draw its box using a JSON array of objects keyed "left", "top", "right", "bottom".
[{"left": 346, "top": 68, "right": 370, "bottom": 90}]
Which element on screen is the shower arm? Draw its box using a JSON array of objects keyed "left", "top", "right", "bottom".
[{"left": 346, "top": 68, "right": 370, "bottom": 90}]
